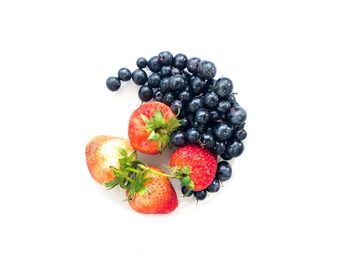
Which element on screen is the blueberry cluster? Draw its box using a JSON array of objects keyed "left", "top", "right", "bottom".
[{"left": 182, "top": 161, "right": 233, "bottom": 201}]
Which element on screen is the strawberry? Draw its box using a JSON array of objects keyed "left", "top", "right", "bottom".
[
  {"left": 127, "top": 166, "right": 178, "bottom": 214},
  {"left": 128, "top": 101, "right": 180, "bottom": 154},
  {"left": 85, "top": 135, "right": 134, "bottom": 184},
  {"left": 170, "top": 144, "right": 217, "bottom": 192}
]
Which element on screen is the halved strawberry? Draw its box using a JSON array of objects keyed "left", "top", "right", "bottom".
[
  {"left": 170, "top": 144, "right": 217, "bottom": 191},
  {"left": 127, "top": 166, "right": 178, "bottom": 214},
  {"left": 128, "top": 101, "right": 180, "bottom": 154},
  {"left": 85, "top": 135, "right": 134, "bottom": 184}
]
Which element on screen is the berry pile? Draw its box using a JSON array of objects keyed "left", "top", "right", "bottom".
[{"left": 105, "top": 51, "right": 247, "bottom": 203}]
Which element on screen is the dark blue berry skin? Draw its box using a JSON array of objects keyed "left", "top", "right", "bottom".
[
  {"left": 162, "top": 92, "right": 176, "bottom": 106},
  {"left": 206, "top": 178, "right": 221, "bottom": 192},
  {"left": 201, "top": 132, "right": 215, "bottom": 148},
  {"left": 220, "top": 151, "right": 234, "bottom": 161},
  {"left": 118, "top": 68, "right": 132, "bottom": 81},
  {"left": 169, "top": 75, "right": 186, "bottom": 91},
  {"left": 148, "top": 73, "right": 161, "bottom": 88},
  {"left": 106, "top": 76, "right": 121, "bottom": 91},
  {"left": 153, "top": 90, "right": 163, "bottom": 101},
  {"left": 190, "top": 77, "right": 206, "bottom": 95},
  {"left": 158, "top": 51, "right": 173, "bottom": 66},
  {"left": 186, "top": 127, "right": 201, "bottom": 143},
  {"left": 206, "top": 127, "right": 214, "bottom": 135},
  {"left": 227, "top": 93, "right": 237, "bottom": 106},
  {"left": 225, "top": 141, "right": 244, "bottom": 158},
  {"left": 179, "top": 90, "right": 191, "bottom": 102},
  {"left": 173, "top": 53, "right": 188, "bottom": 69},
  {"left": 215, "top": 78, "right": 233, "bottom": 98},
  {"left": 138, "top": 85, "right": 153, "bottom": 102},
  {"left": 180, "top": 117, "right": 190, "bottom": 127},
  {"left": 226, "top": 106, "right": 247, "bottom": 125},
  {"left": 195, "top": 108, "right": 209, "bottom": 124},
  {"left": 198, "top": 60, "right": 216, "bottom": 80},
  {"left": 216, "top": 161, "right": 232, "bottom": 181},
  {"left": 171, "top": 67, "right": 181, "bottom": 76},
  {"left": 132, "top": 69, "right": 148, "bottom": 85},
  {"left": 171, "top": 130, "right": 187, "bottom": 147},
  {"left": 181, "top": 186, "right": 193, "bottom": 197},
  {"left": 136, "top": 57, "right": 147, "bottom": 68},
  {"left": 214, "top": 122, "right": 233, "bottom": 142},
  {"left": 212, "top": 142, "right": 226, "bottom": 155},
  {"left": 147, "top": 56, "right": 162, "bottom": 72},
  {"left": 206, "top": 79, "right": 217, "bottom": 92},
  {"left": 209, "top": 110, "right": 220, "bottom": 122},
  {"left": 160, "top": 78, "right": 171, "bottom": 93},
  {"left": 186, "top": 57, "right": 201, "bottom": 75},
  {"left": 235, "top": 128, "right": 247, "bottom": 141},
  {"left": 160, "top": 66, "right": 172, "bottom": 77},
  {"left": 217, "top": 100, "right": 231, "bottom": 113},
  {"left": 171, "top": 100, "right": 183, "bottom": 114},
  {"left": 194, "top": 190, "right": 207, "bottom": 200},
  {"left": 187, "top": 97, "right": 203, "bottom": 113},
  {"left": 193, "top": 122, "right": 206, "bottom": 133},
  {"left": 203, "top": 91, "right": 219, "bottom": 108}
]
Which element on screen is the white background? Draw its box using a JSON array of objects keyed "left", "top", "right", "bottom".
[{"left": 0, "top": 0, "right": 349, "bottom": 262}]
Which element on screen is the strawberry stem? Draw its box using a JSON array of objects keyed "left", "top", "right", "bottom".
[{"left": 138, "top": 164, "right": 179, "bottom": 179}]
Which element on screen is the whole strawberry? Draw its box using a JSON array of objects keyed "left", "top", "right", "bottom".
[
  {"left": 127, "top": 166, "right": 178, "bottom": 214},
  {"left": 170, "top": 144, "right": 217, "bottom": 192},
  {"left": 85, "top": 135, "right": 134, "bottom": 184},
  {"left": 128, "top": 101, "right": 180, "bottom": 154}
]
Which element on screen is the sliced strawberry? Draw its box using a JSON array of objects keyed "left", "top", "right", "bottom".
[
  {"left": 128, "top": 101, "right": 180, "bottom": 154},
  {"left": 170, "top": 144, "right": 217, "bottom": 191}
]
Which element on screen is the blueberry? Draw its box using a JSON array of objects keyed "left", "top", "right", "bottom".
[
  {"left": 153, "top": 90, "right": 163, "bottom": 101},
  {"left": 171, "top": 67, "right": 181, "bottom": 76},
  {"left": 136, "top": 57, "right": 147, "bottom": 68},
  {"left": 194, "top": 190, "right": 207, "bottom": 201},
  {"left": 216, "top": 161, "right": 232, "bottom": 181},
  {"left": 160, "top": 66, "right": 172, "bottom": 77},
  {"left": 171, "top": 130, "right": 187, "bottom": 147},
  {"left": 186, "top": 127, "right": 201, "bottom": 143},
  {"left": 148, "top": 73, "right": 161, "bottom": 88},
  {"left": 195, "top": 108, "right": 209, "bottom": 124},
  {"left": 214, "top": 122, "right": 233, "bottom": 142},
  {"left": 173, "top": 53, "right": 187, "bottom": 69},
  {"left": 171, "top": 100, "right": 183, "bottom": 114},
  {"left": 205, "top": 79, "right": 217, "bottom": 92},
  {"left": 106, "top": 76, "right": 121, "bottom": 91},
  {"left": 147, "top": 56, "right": 162, "bottom": 72},
  {"left": 158, "top": 51, "right": 173, "bottom": 66},
  {"left": 203, "top": 91, "right": 219, "bottom": 108},
  {"left": 209, "top": 110, "right": 220, "bottom": 122},
  {"left": 181, "top": 186, "right": 193, "bottom": 197},
  {"left": 160, "top": 77, "right": 171, "bottom": 93},
  {"left": 180, "top": 117, "right": 190, "bottom": 127},
  {"left": 198, "top": 60, "right": 216, "bottom": 80},
  {"left": 225, "top": 141, "right": 244, "bottom": 158},
  {"left": 169, "top": 75, "right": 186, "bottom": 91},
  {"left": 201, "top": 132, "right": 215, "bottom": 148},
  {"left": 193, "top": 122, "right": 206, "bottom": 133},
  {"left": 215, "top": 78, "right": 233, "bottom": 98},
  {"left": 206, "top": 127, "right": 214, "bottom": 135},
  {"left": 138, "top": 85, "right": 153, "bottom": 102},
  {"left": 132, "top": 69, "right": 148, "bottom": 85},
  {"left": 226, "top": 93, "right": 237, "bottom": 106},
  {"left": 179, "top": 90, "right": 191, "bottom": 102},
  {"left": 226, "top": 106, "right": 247, "bottom": 125},
  {"left": 187, "top": 97, "right": 203, "bottom": 113},
  {"left": 186, "top": 57, "right": 201, "bottom": 75},
  {"left": 190, "top": 77, "right": 206, "bottom": 95},
  {"left": 206, "top": 178, "right": 221, "bottom": 192},
  {"left": 217, "top": 100, "right": 231, "bottom": 113},
  {"left": 162, "top": 92, "right": 176, "bottom": 106},
  {"left": 118, "top": 68, "right": 132, "bottom": 81},
  {"left": 220, "top": 151, "right": 234, "bottom": 161},
  {"left": 235, "top": 128, "right": 247, "bottom": 141},
  {"left": 212, "top": 142, "right": 226, "bottom": 155}
]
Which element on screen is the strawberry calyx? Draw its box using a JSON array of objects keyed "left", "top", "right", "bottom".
[
  {"left": 171, "top": 166, "right": 195, "bottom": 196},
  {"left": 141, "top": 110, "right": 180, "bottom": 152}
]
